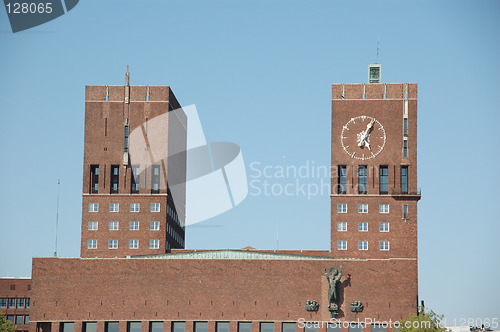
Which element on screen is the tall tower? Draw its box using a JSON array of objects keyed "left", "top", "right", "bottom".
[
  {"left": 81, "top": 73, "right": 187, "bottom": 258},
  {"left": 331, "top": 67, "right": 420, "bottom": 260}
]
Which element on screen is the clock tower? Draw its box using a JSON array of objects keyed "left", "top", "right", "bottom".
[{"left": 331, "top": 71, "right": 420, "bottom": 260}]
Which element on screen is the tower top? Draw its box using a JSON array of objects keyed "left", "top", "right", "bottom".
[
  {"left": 125, "top": 65, "right": 130, "bottom": 86},
  {"left": 368, "top": 63, "right": 382, "bottom": 83}
]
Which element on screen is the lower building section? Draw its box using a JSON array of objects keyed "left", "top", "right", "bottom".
[
  {"left": 0, "top": 278, "right": 32, "bottom": 332},
  {"left": 30, "top": 251, "right": 417, "bottom": 330}
]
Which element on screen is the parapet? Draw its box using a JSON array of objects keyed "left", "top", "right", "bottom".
[{"left": 332, "top": 83, "right": 417, "bottom": 100}]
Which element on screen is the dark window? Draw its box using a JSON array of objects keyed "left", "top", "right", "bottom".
[
  {"left": 348, "top": 324, "right": 363, "bottom": 332},
  {"left": 401, "top": 166, "right": 409, "bottom": 194},
  {"left": 327, "top": 323, "right": 341, "bottom": 332},
  {"left": 338, "top": 165, "right": 346, "bottom": 194},
  {"left": 372, "top": 324, "right": 387, "bottom": 332},
  {"left": 83, "top": 322, "right": 97, "bottom": 332},
  {"left": 304, "top": 323, "right": 318, "bottom": 332},
  {"left": 172, "top": 322, "right": 186, "bottom": 332},
  {"left": 10, "top": 284, "right": 15, "bottom": 290},
  {"left": 16, "top": 315, "right": 24, "bottom": 325},
  {"left": 238, "top": 323, "right": 252, "bottom": 332},
  {"left": 403, "top": 140, "right": 408, "bottom": 158},
  {"left": 8, "top": 298, "right": 15, "bottom": 308},
  {"left": 150, "top": 322, "right": 164, "bottom": 332},
  {"left": 17, "top": 298, "right": 24, "bottom": 308},
  {"left": 105, "top": 322, "right": 120, "bottom": 332},
  {"left": 194, "top": 323, "right": 208, "bottom": 332},
  {"left": 0, "top": 298, "right": 6, "bottom": 308},
  {"left": 6, "top": 316, "right": 14, "bottom": 323},
  {"left": 358, "top": 166, "right": 367, "bottom": 194},
  {"left": 216, "top": 323, "right": 230, "bottom": 332},
  {"left": 110, "top": 165, "right": 119, "bottom": 194},
  {"left": 403, "top": 204, "right": 409, "bottom": 219},
  {"left": 282, "top": 323, "right": 296, "bottom": 332},
  {"left": 61, "top": 323, "right": 75, "bottom": 332},
  {"left": 25, "top": 315, "right": 30, "bottom": 324},
  {"left": 25, "top": 298, "right": 30, "bottom": 308},
  {"left": 151, "top": 165, "right": 160, "bottom": 194},
  {"left": 379, "top": 166, "right": 389, "bottom": 194},
  {"left": 124, "top": 126, "right": 130, "bottom": 153},
  {"left": 260, "top": 323, "right": 274, "bottom": 332},
  {"left": 131, "top": 165, "right": 140, "bottom": 193},
  {"left": 403, "top": 118, "right": 408, "bottom": 136},
  {"left": 127, "top": 322, "right": 141, "bottom": 332},
  {"left": 90, "top": 165, "right": 99, "bottom": 194}
]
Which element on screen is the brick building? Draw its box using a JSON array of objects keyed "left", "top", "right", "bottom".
[
  {"left": 27, "top": 69, "right": 420, "bottom": 332},
  {"left": 0, "top": 278, "right": 32, "bottom": 332}
]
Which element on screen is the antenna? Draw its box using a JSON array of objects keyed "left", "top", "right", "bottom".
[
  {"left": 276, "top": 232, "right": 279, "bottom": 250},
  {"left": 125, "top": 65, "right": 130, "bottom": 86},
  {"left": 54, "top": 179, "right": 60, "bottom": 257},
  {"left": 376, "top": 38, "right": 380, "bottom": 63}
]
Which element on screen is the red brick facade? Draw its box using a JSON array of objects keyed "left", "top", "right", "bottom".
[{"left": 0, "top": 278, "right": 32, "bottom": 332}]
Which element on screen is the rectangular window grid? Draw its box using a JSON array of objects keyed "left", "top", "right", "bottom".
[
  {"left": 337, "top": 204, "right": 347, "bottom": 213},
  {"left": 358, "top": 222, "right": 368, "bottom": 232},
  {"left": 129, "top": 221, "right": 139, "bottom": 230},
  {"left": 379, "top": 204, "right": 390, "bottom": 213},
  {"left": 379, "top": 222, "right": 390, "bottom": 232},
  {"left": 358, "top": 241, "right": 368, "bottom": 250},
  {"left": 380, "top": 241, "right": 390, "bottom": 251},
  {"left": 358, "top": 165, "right": 367, "bottom": 194},
  {"left": 337, "top": 222, "right": 347, "bottom": 232},
  {"left": 150, "top": 239, "right": 159, "bottom": 249},
  {"left": 338, "top": 165, "right": 347, "bottom": 194},
  {"left": 379, "top": 165, "right": 389, "bottom": 194},
  {"left": 87, "top": 239, "right": 97, "bottom": 249},
  {"left": 131, "top": 165, "right": 140, "bottom": 193},
  {"left": 108, "top": 240, "right": 118, "bottom": 249},
  {"left": 337, "top": 240, "right": 347, "bottom": 250},
  {"left": 109, "top": 221, "right": 119, "bottom": 231},
  {"left": 129, "top": 240, "right": 139, "bottom": 249},
  {"left": 88, "top": 203, "right": 99, "bottom": 212},
  {"left": 358, "top": 204, "right": 368, "bottom": 213},
  {"left": 150, "top": 203, "right": 160, "bottom": 212},
  {"left": 403, "top": 204, "right": 409, "bottom": 219},
  {"left": 150, "top": 221, "right": 160, "bottom": 231},
  {"left": 88, "top": 221, "right": 98, "bottom": 231},
  {"left": 130, "top": 203, "right": 140, "bottom": 212}
]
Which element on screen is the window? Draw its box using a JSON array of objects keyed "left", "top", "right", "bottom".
[
  {"left": 61, "top": 323, "right": 75, "bottom": 332},
  {"left": 379, "top": 166, "right": 388, "bottom": 194},
  {"left": 90, "top": 165, "right": 99, "bottom": 194},
  {"left": 110, "top": 165, "right": 120, "bottom": 194},
  {"left": 150, "top": 203, "right": 160, "bottom": 212},
  {"left": 380, "top": 241, "right": 390, "bottom": 251},
  {"left": 403, "top": 118, "right": 408, "bottom": 137},
  {"left": 401, "top": 166, "right": 409, "bottom": 194},
  {"left": 129, "top": 240, "right": 139, "bottom": 249},
  {"left": 403, "top": 139, "right": 408, "bottom": 158},
  {"left": 238, "top": 323, "right": 252, "bottom": 332},
  {"left": 379, "top": 204, "right": 389, "bottom": 213},
  {"left": 109, "top": 221, "right": 119, "bottom": 231},
  {"left": 128, "top": 322, "right": 141, "bottom": 332},
  {"left": 151, "top": 164, "right": 160, "bottom": 194},
  {"left": 150, "top": 221, "right": 160, "bottom": 231},
  {"left": 403, "top": 204, "right": 409, "bottom": 219},
  {"left": 105, "top": 322, "right": 120, "bottom": 332},
  {"left": 349, "top": 324, "right": 363, "bottom": 332},
  {"left": 337, "top": 165, "right": 346, "bottom": 194},
  {"left": 130, "top": 203, "right": 140, "bottom": 212},
  {"left": 88, "top": 203, "right": 99, "bottom": 212},
  {"left": 358, "top": 204, "right": 368, "bottom": 213},
  {"left": 304, "top": 323, "right": 318, "bottom": 332},
  {"left": 282, "top": 323, "right": 296, "bottom": 332},
  {"left": 260, "top": 323, "right": 274, "bottom": 332},
  {"left": 337, "top": 204, "right": 347, "bottom": 213},
  {"left": 216, "top": 323, "right": 230, "bottom": 332},
  {"left": 109, "top": 203, "right": 119, "bottom": 212},
  {"left": 194, "top": 323, "right": 208, "bottom": 332},
  {"left": 131, "top": 165, "right": 140, "bottom": 193},
  {"left": 25, "top": 315, "right": 30, "bottom": 324},
  {"left": 17, "top": 298, "right": 24, "bottom": 308},
  {"left": 337, "top": 222, "right": 347, "bottom": 232},
  {"left": 150, "top": 322, "right": 164, "bottom": 332},
  {"left": 9, "top": 285, "right": 15, "bottom": 290},
  {"left": 108, "top": 240, "right": 118, "bottom": 249},
  {"left": 0, "top": 298, "right": 5, "bottom": 308},
  {"left": 358, "top": 165, "right": 367, "bottom": 194},
  {"left": 337, "top": 240, "right": 347, "bottom": 250},
  {"left": 150, "top": 239, "right": 159, "bottom": 249},
  {"left": 26, "top": 298, "right": 30, "bottom": 308},
  {"left": 6, "top": 316, "right": 14, "bottom": 323},
  {"left": 88, "top": 221, "right": 98, "bottom": 231},
  {"left": 124, "top": 126, "right": 130, "bottom": 153},
  {"left": 8, "top": 298, "right": 15, "bottom": 308},
  {"left": 327, "top": 323, "right": 341, "bottom": 332},
  {"left": 87, "top": 240, "right": 97, "bottom": 249},
  {"left": 358, "top": 222, "right": 368, "bottom": 232},
  {"left": 358, "top": 241, "right": 368, "bottom": 250},
  {"left": 172, "top": 322, "right": 186, "bottom": 332},
  {"left": 129, "top": 221, "right": 139, "bottom": 230},
  {"left": 379, "top": 222, "right": 390, "bottom": 232},
  {"left": 83, "top": 322, "right": 97, "bottom": 332}
]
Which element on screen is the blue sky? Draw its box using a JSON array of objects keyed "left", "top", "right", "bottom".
[{"left": 1, "top": 0, "right": 499, "bottom": 324}]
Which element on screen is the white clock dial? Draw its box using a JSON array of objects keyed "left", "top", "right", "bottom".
[{"left": 341, "top": 115, "right": 386, "bottom": 160}]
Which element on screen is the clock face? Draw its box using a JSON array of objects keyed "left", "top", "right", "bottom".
[{"left": 341, "top": 115, "right": 386, "bottom": 160}]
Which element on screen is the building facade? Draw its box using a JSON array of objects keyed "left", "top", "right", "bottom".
[
  {"left": 0, "top": 278, "right": 32, "bottom": 332},
  {"left": 81, "top": 80, "right": 187, "bottom": 258},
  {"left": 28, "top": 74, "right": 420, "bottom": 332}
]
